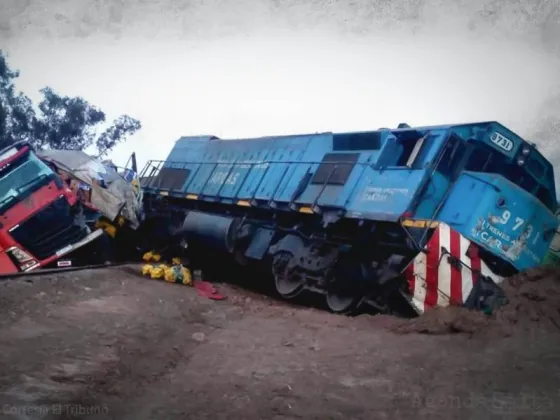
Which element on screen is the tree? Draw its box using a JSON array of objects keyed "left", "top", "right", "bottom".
[{"left": 0, "top": 49, "right": 141, "bottom": 155}]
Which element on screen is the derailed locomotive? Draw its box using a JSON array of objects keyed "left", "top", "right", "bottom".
[{"left": 140, "top": 122, "right": 559, "bottom": 315}]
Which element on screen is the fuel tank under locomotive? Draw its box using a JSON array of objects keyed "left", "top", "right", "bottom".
[{"left": 178, "top": 211, "right": 241, "bottom": 253}]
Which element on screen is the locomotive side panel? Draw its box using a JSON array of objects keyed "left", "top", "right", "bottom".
[
  {"left": 345, "top": 168, "right": 426, "bottom": 222},
  {"left": 153, "top": 132, "right": 433, "bottom": 220}
]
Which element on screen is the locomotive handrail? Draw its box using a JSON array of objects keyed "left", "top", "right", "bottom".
[
  {"left": 249, "top": 161, "right": 272, "bottom": 204},
  {"left": 139, "top": 158, "right": 431, "bottom": 218},
  {"left": 139, "top": 158, "right": 419, "bottom": 188},
  {"left": 139, "top": 158, "right": 410, "bottom": 187},
  {"left": 267, "top": 164, "right": 292, "bottom": 207},
  {"left": 197, "top": 162, "right": 218, "bottom": 195},
  {"left": 139, "top": 159, "right": 375, "bottom": 190},
  {"left": 140, "top": 159, "right": 426, "bottom": 169},
  {"left": 140, "top": 158, "right": 376, "bottom": 207},
  {"left": 140, "top": 158, "right": 377, "bottom": 216},
  {"left": 140, "top": 157, "right": 431, "bottom": 245},
  {"left": 416, "top": 133, "right": 458, "bottom": 246},
  {"left": 312, "top": 164, "right": 338, "bottom": 211},
  {"left": 141, "top": 158, "right": 374, "bottom": 170}
]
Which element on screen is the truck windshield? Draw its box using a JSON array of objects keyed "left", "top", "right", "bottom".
[{"left": 0, "top": 152, "right": 55, "bottom": 212}]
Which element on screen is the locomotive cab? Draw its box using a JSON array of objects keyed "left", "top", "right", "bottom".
[
  {"left": 400, "top": 124, "right": 558, "bottom": 313},
  {"left": 437, "top": 138, "right": 558, "bottom": 273}
]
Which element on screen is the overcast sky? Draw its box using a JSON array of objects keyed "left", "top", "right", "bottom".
[{"left": 2, "top": 0, "right": 560, "bottom": 187}]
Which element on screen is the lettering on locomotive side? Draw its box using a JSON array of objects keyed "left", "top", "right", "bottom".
[
  {"left": 480, "top": 220, "right": 511, "bottom": 242},
  {"left": 471, "top": 210, "right": 541, "bottom": 264},
  {"left": 209, "top": 171, "right": 240, "bottom": 186},
  {"left": 253, "top": 163, "right": 269, "bottom": 170},
  {"left": 361, "top": 187, "right": 410, "bottom": 202},
  {"left": 490, "top": 132, "right": 514, "bottom": 152}
]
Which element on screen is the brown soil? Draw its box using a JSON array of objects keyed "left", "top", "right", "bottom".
[
  {"left": 388, "top": 267, "right": 560, "bottom": 337},
  {"left": 496, "top": 267, "right": 560, "bottom": 330},
  {"left": 0, "top": 265, "right": 559, "bottom": 419}
]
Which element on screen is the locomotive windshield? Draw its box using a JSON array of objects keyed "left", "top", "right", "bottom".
[{"left": 464, "top": 142, "right": 556, "bottom": 212}]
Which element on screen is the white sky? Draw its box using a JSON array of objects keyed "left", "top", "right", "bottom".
[{"left": 2, "top": 0, "right": 560, "bottom": 187}]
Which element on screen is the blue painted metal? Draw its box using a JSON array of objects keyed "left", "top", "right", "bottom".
[
  {"left": 141, "top": 121, "right": 558, "bottom": 271},
  {"left": 438, "top": 172, "right": 558, "bottom": 271}
]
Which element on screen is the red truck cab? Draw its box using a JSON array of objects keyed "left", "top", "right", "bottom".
[{"left": 0, "top": 141, "right": 104, "bottom": 274}]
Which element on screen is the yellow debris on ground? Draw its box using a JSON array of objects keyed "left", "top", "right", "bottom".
[
  {"left": 142, "top": 251, "right": 162, "bottom": 262},
  {"left": 142, "top": 264, "right": 167, "bottom": 279},
  {"left": 141, "top": 264, "right": 155, "bottom": 276},
  {"left": 141, "top": 256, "right": 192, "bottom": 286}
]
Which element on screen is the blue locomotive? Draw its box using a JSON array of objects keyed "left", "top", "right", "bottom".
[{"left": 139, "top": 122, "right": 558, "bottom": 315}]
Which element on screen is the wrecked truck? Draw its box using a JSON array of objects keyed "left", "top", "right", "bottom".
[
  {"left": 37, "top": 149, "right": 145, "bottom": 263},
  {"left": 0, "top": 141, "right": 106, "bottom": 274}
]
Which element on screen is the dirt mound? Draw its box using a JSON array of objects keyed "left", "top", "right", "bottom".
[
  {"left": 388, "top": 267, "right": 560, "bottom": 335},
  {"left": 496, "top": 266, "right": 560, "bottom": 330},
  {"left": 387, "top": 306, "right": 492, "bottom": 335}
]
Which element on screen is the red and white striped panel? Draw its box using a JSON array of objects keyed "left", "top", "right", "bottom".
[{"left": 403, "top": 222, "right": 503, "bottom": 314}]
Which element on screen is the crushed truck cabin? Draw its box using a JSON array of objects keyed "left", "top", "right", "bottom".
[
  {"left": 0, "top": 142, "right": 143, "bottom": 274},
  {"left": 0, "top": 142, "right": 107, "bottom": 273}
]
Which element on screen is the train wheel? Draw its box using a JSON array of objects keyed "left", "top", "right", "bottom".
[
  {"left": 326, "top": 283, "right": 361, "bottom": 314},
  {"left": 326, "top": 262, "right": 363, "bottom": 315},
  {"left": 272, "top": 251, "right": 304, "bottom": 299}
]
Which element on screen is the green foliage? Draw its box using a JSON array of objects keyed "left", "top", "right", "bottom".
[{"left": 0, "top": 50, "right": 141, "bottom": 155}]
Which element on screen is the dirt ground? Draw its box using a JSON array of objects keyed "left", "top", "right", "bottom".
[{"left": 1, "top": 265, "right": 560, "bottom": 420}]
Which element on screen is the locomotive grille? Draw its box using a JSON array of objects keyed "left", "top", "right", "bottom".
[
  {"left": 311, "top": 153, "right": 359, "bottom": 185},
  {"left": 9, "top": 197, "right": 89, "bottom": 261},
  {"left": 144, "top": 167, "right": 191, "bottom": 191}
]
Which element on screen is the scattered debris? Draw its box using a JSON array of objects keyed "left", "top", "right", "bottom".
[
  {"left": 192, "top": 281, "right": 226, "bottom": 300},
  {"left": 140, "top": 252, "right": 226, "bottom": 300},
  {"left": 38, "top": 149, "right": 143, "bottom": 230},
  {"left": 141, "top": 252, "right": 192, "bottom": 284}
]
